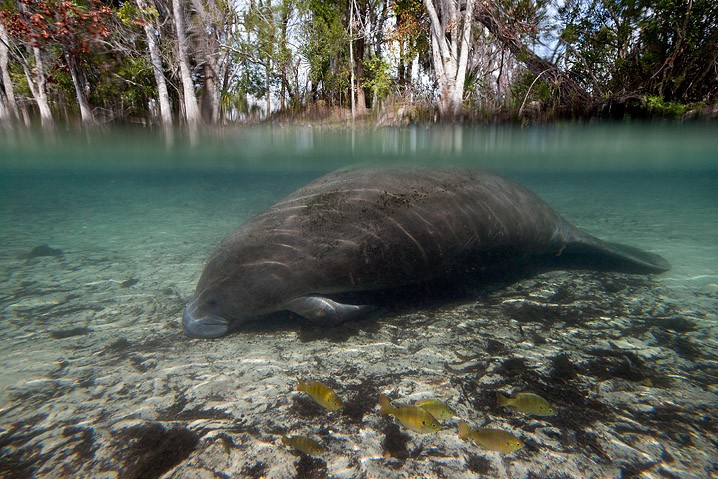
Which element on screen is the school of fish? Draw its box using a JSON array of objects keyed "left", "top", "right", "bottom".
[{"left": 282, "top": 378, "right": 558, "bottom": 457}]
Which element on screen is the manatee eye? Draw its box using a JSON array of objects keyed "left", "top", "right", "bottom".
[{"left": 206, "top": 298, "right": 218, "bottom": 307}]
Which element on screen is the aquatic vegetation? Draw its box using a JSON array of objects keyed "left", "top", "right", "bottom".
[
  {"left": 550, "top": 353, "right": 578, "bottom": 381},
  {"left": 281, "top": 435, "right": 326, "bottom": 456},
  {"left": 297, "top": 379, "right": 343, "bottom": 411},
  {"left": 118, "top": 423, "right": 200, "bottom": 479},
  {"left": 26, "top": 244, "right": 65, "bottom": 259},
  {"left": 379, "top": 394, "right": 441, "bottom": 434},
  {"left": 381, "top": 423, "right": 412, "bottom": 460},
  {"left": 457, "top": 421, "right": 524, "bottom": 454},
  {"left": 496, "top": 392, "right": 557, "bottom": 417}
]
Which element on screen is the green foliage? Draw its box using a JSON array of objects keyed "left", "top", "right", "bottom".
[
  {"left": 299, "top": 0, "right": 349, "bottom": 102},
  {"left": 558, "top": 0, "right": 718, "bottom": 104},
  {"left": 510, "top": 70, "right": 557, "bottom": 109},
  {"left": 117, "top": 1, "right": 159, "bottom": 27},
  {"left": 222, "top": 88, "right": 250, "bottom": 117},
  {"left": 7, "top": 61, "right": 31, "bottom": 98},
  {"left": 90, "top": 54, "right": 156, "bottom": 114},
  {"left": 229, "top": 0, "right": 299, "bottom": 111},
  {"left": 243, "top": 0, "right": 278, "bottom": 64},
  {"left": 390, "top": 0, "right": 430, "bottom": 76},
  {"left": 117, "top": 2, "right": 140, "bottom": 25},
  {"left": 2, "top": 0, "right": 714, "bottom": 125},
  {"left": 643, "top": 95, "right": 698, "bottom": 118},
  {"left": 363, "top": 55, "right": 392, "bottom": 102}
]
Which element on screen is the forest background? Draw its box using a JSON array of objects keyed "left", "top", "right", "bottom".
[{"left": 0, "top": 0, "right": 716, "bottom": 130}]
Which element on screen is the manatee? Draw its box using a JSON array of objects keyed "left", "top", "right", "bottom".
[{"left": 183, "top": 167, "right": 669, "bottom": 338}]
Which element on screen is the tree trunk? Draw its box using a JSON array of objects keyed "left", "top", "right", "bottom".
[
  {"left": 22, "top": 47, "right": 54, "bottom": 128},
  {"left": 200, "top": 59, "right": 218, "bottom": 124},
  {"left": 0, "top": 89, "right": 8, "bottom": 125},
  {"left": 475, "top": 4, "right": 590, "bottom": 110},
  {"left": 0, "top": 22, "right": 19, "bottom": 121},
  {"left": 172, "top": 0, "right": 201, "bottom": 127},
  {"left": 354, "top": 35, "right": 366, "bottom": 114},
  {"left": 349, "top": 0, "right": 355, "bottom": 121},
  {"left": 423, "top": 0, "right": 475, "bottom": 120},
  {"left": 265, "top": 61, "right": 271, "bottom": 119},
  {"left": 137, "top": 0, "right": 173, "bottom": 127},
  {"left": 64, "top": 51, "right": 94, "bottom": 124},
  {"left": 278, "top": 3, "right": 291, "bottom": 112}
]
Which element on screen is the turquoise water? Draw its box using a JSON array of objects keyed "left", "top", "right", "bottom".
[{"left": 0, "top": 124, "right": 716, "bottom": 478}]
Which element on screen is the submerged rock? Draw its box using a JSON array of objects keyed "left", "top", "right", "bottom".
[{"left": 27, "top": 245, "right": 64, "bottom": 258}]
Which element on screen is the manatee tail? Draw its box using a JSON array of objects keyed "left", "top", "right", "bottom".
[{"left": 560, "top": 234, "right": 670, "bottom": 274}]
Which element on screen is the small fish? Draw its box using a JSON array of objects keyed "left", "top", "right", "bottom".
[
  {"left": 496, "top": 391, "right": 557, "bottom": 417},
  {"left": 379, "top": 394, "right": 441, "bottom": 433},
  {"left": 415, "top": 399, "right": 456, "bottom": 421},
  {"left": 297, "top": 379, "right": 343, "bottom": 411},
  {"left": 457, "top": 420, "right": 524, "bottom": 453},
  {"left": 281, "top": 435, "right": 325, "bottom": 456}
]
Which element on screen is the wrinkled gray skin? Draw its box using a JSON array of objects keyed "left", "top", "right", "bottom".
[{"left": 184, "top": 167, "right": 670, "bottom": 338}]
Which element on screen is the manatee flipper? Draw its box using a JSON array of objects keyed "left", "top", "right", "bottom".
[
  {"left": 286, "top": 296, "right": 375, "bottom": 325},
  {"left": 561, "top": 235, "right": 670, "bottom": 274}
]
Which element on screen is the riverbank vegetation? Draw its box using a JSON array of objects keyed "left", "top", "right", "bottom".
[{"left": 0, "top": 0, "right": 716, "bottom": 129}]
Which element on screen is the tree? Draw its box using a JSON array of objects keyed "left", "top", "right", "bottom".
[
  {"left": 557, "top": 0, "right": 717, "bottom": 106},
  {"left": 275, "top": 0, "right": 299, "bottom": 111},
  {"left": 242, "top": 0, "right": 279, "bottom": 116},
  {"left": 475, "top": 1, "right": 590, "bottom": 113},
  {"left": 171, "top": 0, "right": 201, "bottom": 127},
  {"left": 120, "top": 0, "right": 174, "bottom": 127},
  {"left": 423, "top": 0, "right": 475, "bottom": 119},
  {"left": 0, "top": 20, "right": 20, "bottom": 122},
  {"left": 390, "top": 0, "right": 429, "bottom": 91},
  {"left": 0, "top": 4, "right": 55, "bottom": 128},
  {"left": 3, "top": 0, "right": 113, "bottom": 124},
  {"left": 300, "top": 0, "right": 349, "bottom": 105}
]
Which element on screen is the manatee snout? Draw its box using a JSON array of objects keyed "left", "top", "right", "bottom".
[{"left": 183, "top": 296, "right": 232, "bottom": 339}]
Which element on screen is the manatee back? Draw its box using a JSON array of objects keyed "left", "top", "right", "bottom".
[
  {"left": 196, "top": 167, "right": 669, "bottom": 319},
  {"left": 236, "top": 168, "right": 572, "bottom": 296}
]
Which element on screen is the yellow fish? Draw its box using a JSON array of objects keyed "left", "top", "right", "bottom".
[
  {"left": 379, "top": 394, "right": 441, "bottom": 434},
  {"left": 457, "top": 420, "right": 524, "bottom": 453},
  {"left": 297, "top": 379, "right": 343, "bottom": 411},
  {"left": 415, "top": 399, "right": 456, "bottom": 421},
  {"left": 496, "top": 392, "right": 557, "bottom": 417},
  {"left": 281, "top": 435, "right": 325, "bottom": 456}
]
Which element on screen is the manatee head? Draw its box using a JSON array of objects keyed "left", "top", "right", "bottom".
[
  {"left": 183, "top": 241, "right": 292, "bottom": 338},
  {"left": 183, "top": 286, "right": 237, "bottom": 339}
]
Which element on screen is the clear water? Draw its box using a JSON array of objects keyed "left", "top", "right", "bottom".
[{"left": 0, "top": 124, "right": 716, "bottom": 478}]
